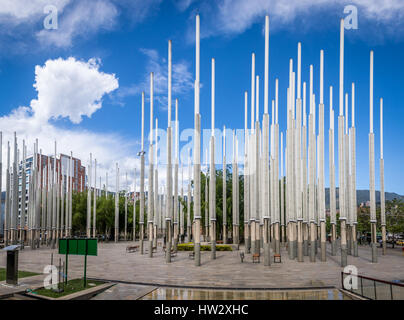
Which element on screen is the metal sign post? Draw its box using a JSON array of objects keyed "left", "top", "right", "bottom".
[{"left": 58, "top": 238, "right": 97, "bottom": 288}]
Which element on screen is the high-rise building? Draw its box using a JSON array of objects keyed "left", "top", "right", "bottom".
[{"left": 15, "top": 153, "right": 86, "bottom": 227}]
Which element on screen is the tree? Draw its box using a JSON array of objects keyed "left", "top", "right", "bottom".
[{"left": 385, "top": 198, "right": 404, "bottom": 248}]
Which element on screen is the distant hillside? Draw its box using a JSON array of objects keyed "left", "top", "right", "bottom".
[{"left": 325, "top": 188, "right": 404, "bottom": 209}]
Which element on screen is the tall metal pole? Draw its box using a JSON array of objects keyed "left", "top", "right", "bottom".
[
  {"left": 232, "top": 130, "right": 238, "bottom": 247},
  {"left": 147, "top": 72, "right": 155, "bottom": 257},
  {"left": 41, "top": 150, "right": 46, "bottom": 244},
  {"left": 309, "top": 65, "right": 316, "bottom": 262},
  {"left": 210, "top": 58, "right": 217, "bottom": 259},
  {"left": 56, "top": 146, "right": 60, "bottom": 241},
  {"left": 302, "top": 82, "right": 308, "bottom": 255},
  {"left": 69, "top": 152, "right": 73, "bottom": 237},
  {"left": 250, "top": 53, "right": 256, "bottom": 255},
  {"left": 369, "top": 50, "right": 377, "bottom": 263},
  {"left": 133, "top": 168, "right": 137, "bottom": 242},
  {"left": 329, "top": 86, "right": 337, "bottom": 255},
  {"left": 243, "top": 92, "right": 249, "bottom": 252},
  {"left": 125, "top": 172, "right": 128, "bottom": 240},
  {"left": 205, "top": 151, "right": 209, "bottom": 241},
  {"left": 5, "top": 141, "right": 10, "bottom": 246},
  {"left": 114, "top": 163, "right": 119, "bottom": 242},
  {"left": 0, "top": 133, "right": 2, "bottom": 245},
  {"left": 21, "top": 140, "right": 27, "bottom": 247},
  {"left": 180, "top": 165, "right": 184, "bottom": 242},
  {"left": 263, "top": 15, "right": 271, "bottom": 266},
  {"left": 60, "top": 166, "right": 64, "bottom": 240},
  {"left": 166, "top": 39, "right": 173, "bottom": 263},
  {"left": 47, "top": 156, "right": 52, "bottom": 246},
  {"left": 87, "top": 153, "right": 92, "bottom": 237},
  {"left": 173, "top": 99, "right": 179, "bottom": 251},
  {"left": 379, "top": 98, "right": 386, "bottom": 255},
  {"left": 296, "top": 43, "right": 304, "bottom": 262},
  {"left": 187, "top": 151, "right": 192, "bottom": 242},
  {"left": 319, "top": 50, "right": 326, "bottom": 262},
  {"left": 338, "top": 19, "right": 348, "bottom": 267},
  {"left": 93, "top": 159, "right": 97, "bottom": 238},
  {"left": 193, "top": 14, "right": 202, "bottom": 266},
  {"left": 351, "top": 83, "right": 358, "bottom": 257},
  {"left": 154, "top": 119, "right": 159, "bottom": 249},
  {"left": 51, "top": 141, "right": 56, "bottom": 248},
  {"left": 223, "top": 126, "right": 227, "bottom": 244},
  {"left": 11, "top": 133, "right": 18, "bottom": 244},
  {"left": 140, "top": 91, "right": 145, "bottom": 253}
]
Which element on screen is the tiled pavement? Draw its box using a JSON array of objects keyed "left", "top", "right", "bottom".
[{"left": 1, "top": 241, "right": 403, "bottom": 292}]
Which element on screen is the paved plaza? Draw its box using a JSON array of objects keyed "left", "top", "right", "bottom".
[{"left": 1, "top": 241, "right": 403, "bottom": 294}]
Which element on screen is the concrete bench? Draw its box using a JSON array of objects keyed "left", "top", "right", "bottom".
[
  {"left": 126, "top": 245, "right": 139, "bottom": 253},
  {"left": 252, "top": 253, "right": 260, "bottom": 263}
]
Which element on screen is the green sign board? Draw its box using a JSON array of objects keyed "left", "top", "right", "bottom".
[
  {"left": 58, "top": 238, "right": 98, "bottom": 288},
  {"left": 58, "top": 238, "right": 98, "bottom": 256}
]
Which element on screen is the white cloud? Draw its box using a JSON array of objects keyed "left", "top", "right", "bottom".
[
  {"left": 118, "top": 47, "right": 194, "bottom": 110},
  {"left": 0, "top": 57, "right": 143, "bottom": 191},
  {"left": 30, "top": 57, "right": 118, "bottom": 124},
  {"left": 0, "top": 0, "right": 70, "bottom": 20},
  {"left": 36, "top": 0, "right": 118, "bottom": 48},
  {"left": 173, "top": 0, "right": 197, "bottom": 12},
  {"left": 189, "top": 0, "right": 404, "bottom": 38},
  {"left": 0, "top": 0, "right": 162, "bottom": 52}
]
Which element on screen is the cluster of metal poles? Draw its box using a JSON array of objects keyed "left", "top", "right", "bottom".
[
  {"left": 3, "top": 14, "right": 386, "bottom": 267},
  {"left": 2, "top": 136, "right": 74, "bottom": 249},
  {"left": 131, "top": 14, "right": 387, "bottom": 267}
]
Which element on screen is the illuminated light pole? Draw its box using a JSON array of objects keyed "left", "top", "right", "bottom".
[
  {"left": 87, "top": 153, "right": 92, "bottom": 238},
  {"left": 147, "top": 72, "right": 155, "bottom": 257},
  {"left": 210, "top": 58, "right": 217, "bottom": 259},
  {"left": 93, "top": 159, "right": 97, "bottom": 238},
  {"left": 193, "top": 14, "right": 202, "bottom": 266},
  {"left": 223, "top": 126, "right": 227, "bottom": 244},
  {"left": 369, "top": 50, "right": 377, "bottom": 263},
  {"left": 166, "top": 39, "right": 173, "bottom": 263},
  {"left": 338, "top": 19, "right": 348, "bottom": 267},
  {"left": 329, "top": 86, "right": 337, "bottom": 256},
  {"left": 379, "top": 97, "right": 386, "bottom": 255},
  {"left": 114, "top": 163, "right": 119, "bottom": 242},
  {"left": 173, "top": 99, "right": 179, "bottom": 250},
  {"left": 139, "top": 91, "right": 146, "bottom": 254}
]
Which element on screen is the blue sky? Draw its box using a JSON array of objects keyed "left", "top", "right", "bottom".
[{"left": 0, "top": 0, "right": 403, "bottom": 194}]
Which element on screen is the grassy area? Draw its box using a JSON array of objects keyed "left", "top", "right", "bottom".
[
  {"left": 33, "top": 278, "right": 105, "bottom": 298},
  {"left": 0, "top": 268, "right": 39, "bottom": 281},
  {"left": 177, "top": 243, "right": 233, "bottom": 251}
]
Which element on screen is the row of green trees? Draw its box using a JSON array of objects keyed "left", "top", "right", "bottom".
[{"left": 70, "top": 168, "right": 404, "bottom": 240}]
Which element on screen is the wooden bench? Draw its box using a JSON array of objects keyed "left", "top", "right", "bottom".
[
  {"left": 126, "top": 245, "right": 139, "bottom": 253},
  {"left": 240, "top": 252, "right": 245, "bottom": 263},
  {"left": 217, "top": 240, "right": 223, "bottom": 244},
  {"left": 274, "top": 254, "right": 281, "bottom": 263},
  {"left": 163, "top": 247, "right": 177, "bottom": 257},
  {"left": 252, "top": 253, "right": 260, "bottom": 263},
  {"left": 152, "top": 246, "right": 157, "bottom": 253},
  {"left": 189, "top": 251, "right": 195, "bottom": 259}
]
